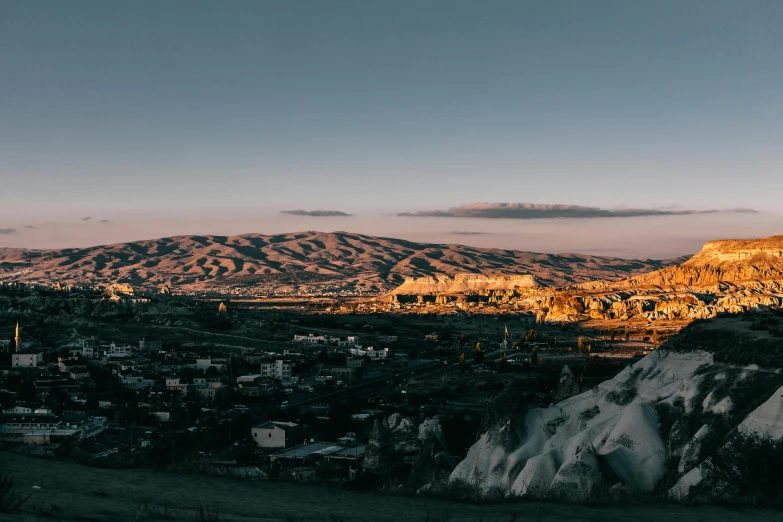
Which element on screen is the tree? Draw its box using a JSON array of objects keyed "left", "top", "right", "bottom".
[
  {"left": 459, "top": 352, "right": 468, "bottom": 373},
  {"left": 526, "top": 329, "right": 538, "bottom": 342},
  {"left": 704, "top": 431, "right": 783, "bottom": 505},
  {"left": 624, "top": 326, "right": 630, "bottom": 340},
  {"left": 474, "top": 343, "right": 484, "bottom": 364},
  {"left": 531, "top": 346, "right": 538, "bottom": 365},
  {"left": 577, "top": 336, "right": 587, "bottom": 355}
]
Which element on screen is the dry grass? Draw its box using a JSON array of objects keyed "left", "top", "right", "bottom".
[{"left": 0, "top": 453, "right": 777, "bottom": 522}]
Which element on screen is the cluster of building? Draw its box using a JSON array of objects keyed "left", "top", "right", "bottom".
[
  {"left": 0, "top": 322, "right": 404, "bottom": 477},
  {"left": 292, "top": 334, "right": 359, "bottom": 346}
]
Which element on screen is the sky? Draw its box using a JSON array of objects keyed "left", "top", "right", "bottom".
[{"left": 1, "top": 1, "right": 782, "bottom": 257}]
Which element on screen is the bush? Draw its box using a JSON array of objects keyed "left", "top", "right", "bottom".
[
  {"left": 0, "top": 474, "right": 31, "bottom": 513},
  {"left": 702, "top": 430, "right": 783, "bottom": 506},
  {"left": 194, "top": 504, "right": 222, "bottom": 522}
]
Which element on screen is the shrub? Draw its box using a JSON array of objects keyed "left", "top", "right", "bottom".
[
  {"left": 702, "top": 430, "right": 783, "bottom": 506},
  {"left": 0, "top": 474, "right": 31, "bottom": 514},
  {"left": 194, "top": 504, "right": 222, "bottom": 522}
]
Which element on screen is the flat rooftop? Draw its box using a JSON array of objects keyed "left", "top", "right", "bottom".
[{"left": 271, "top": 442, "right": 366, "bottom": 460}]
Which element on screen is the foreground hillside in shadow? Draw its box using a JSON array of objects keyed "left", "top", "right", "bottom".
[{"left": 0, "top": 452, "right": 777, "bottom": 522}]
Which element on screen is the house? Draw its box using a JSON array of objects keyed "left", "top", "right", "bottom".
[
  {"left": 108, "top": 342, "right": 134, "bottom": 356},
  {"left": 0, "top": 339, "right": 10, "bottom": 352},
  {"left": 196, "top": 358, "right": 213, "bottom": 371},
  {"left": 237, "top": 374, "right": 262, "bottom": 384},
  {"left": 69, "top": 366, "right": 90, "bottom": 381},
  {"left": 2, "top": 406, "right": 32, "bottom": 415},
  {"left": 251, "top": 421, "right": 301, "bottom": 449},
  {"left": 34, "top": 377, "right": 80, "bottom": 399},
  {"left": 326, "top": 366, "right": 354, "bottom": 383},
  {"left": 119, "top": 374, "right": 156, "bottom": 390},
  {"left": 261, "top": 360, "right": 294, "bottom": 380},
  {"left": 152, "top": 411, "right": 170, "bottom": 422},
  {"left": 1, "top": 413, "right": 62, "bottom": 434},
  {"left": 349, "top": 347, "right": 390, "bottom": 360},
  {"left": 293, "top": 334, "right": 327, "bottom": 344},
  {"left": 165, "top": 378, "right": 189, "bottom": 396},
  {"left": 12, "top": 349, "right": 42, "bottom": 368},
  {"left": 195, "top": 382, "right": 225, "bottom": 403},
  {"left": 270, "top": 438, "right": 366, "bottom": 479},
  {"left": 139, "top": 339, "right": 162, "bottom": 352},
  {"left": 80, "top": 337, "right": 100, "bottom": 358},
  {"left": 57, "top": 357, "right": 81, "bottom": 373},
  {"left": 245, "top": 353, "right": 266, "bottom": 365}
]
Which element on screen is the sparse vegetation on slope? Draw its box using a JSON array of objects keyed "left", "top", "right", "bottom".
[{"left": 0, "top": 231, "right": 682, "bottom": 294}]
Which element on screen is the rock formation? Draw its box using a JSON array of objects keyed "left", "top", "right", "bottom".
[
  {"left": 388, "top": 235, "right": 783, "bottom": 323},
  {"left": 391, "top": 274, "right": 540, "bottom": 295},
  {"left": 439, "top": 316, "right": 783, "bottom": 502}
]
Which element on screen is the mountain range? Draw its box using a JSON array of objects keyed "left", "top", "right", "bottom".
[{"left": 0, "top": 231, "right": 683, "bottom": 294}]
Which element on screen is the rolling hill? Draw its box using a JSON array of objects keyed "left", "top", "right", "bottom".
[{"left": 0, "top": 231, "right": 683, "bottom": 294}]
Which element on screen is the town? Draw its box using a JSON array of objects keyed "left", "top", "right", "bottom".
[{"left": 0, "top": 281, "right": 654, "bottom": 492}]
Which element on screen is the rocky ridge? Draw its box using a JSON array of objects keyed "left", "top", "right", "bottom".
[
  {"left": 390, "top": 274, "right": 540, "bottom": 295},
  {"left": 388, "top": 235, "right": 783, "bottom": 322}
]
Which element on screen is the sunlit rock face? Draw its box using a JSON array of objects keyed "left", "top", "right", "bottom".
[
  {"left": 389, "top": 236, "right": 783, "bottom": 323},
  {"left": 391, "top": 274, "right": 541, "bottom": 295}
]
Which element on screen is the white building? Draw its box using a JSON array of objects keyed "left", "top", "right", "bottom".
[
  {"left": 108, "top": 342, "right": 134, "bottom": 356},
  {"left": 349, "top": 346, "right": 390, "bottom": 360},
  {"left": 3, "top": 406, "right": 32, "bottom": 415},
  {"left": 12, "top": 349, "right": 42, "bottom": 368},
  {"left": 251, "top": 421, "right": 300, "bottom": 448},
  {"left": 165, "top": 378, "right": 189, "bottom": 396},
  {"left": 261, "top": 360, "right": 293, "bottom": 380},
  {"left": 293, "top": 334, "right": 327, "bottom": 344},
  {"left": 80, "top": 337, "right": 100, "bottom": 358}
]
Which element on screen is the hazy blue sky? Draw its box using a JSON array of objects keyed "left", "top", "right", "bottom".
[{"left": 1, "top": 1, "right": 781, "bottom": 255}]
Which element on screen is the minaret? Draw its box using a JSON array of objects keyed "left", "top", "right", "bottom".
[{"left": 14, "top": 322, "right": 20, "bottom": 353}]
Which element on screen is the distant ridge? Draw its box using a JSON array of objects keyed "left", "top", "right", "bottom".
[{"left": 0, "top": 231, "right": 683, "bottom": 294}]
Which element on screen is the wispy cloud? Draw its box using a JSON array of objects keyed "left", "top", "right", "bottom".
[
  {"left": 451, "top": 231, "right": 492, "bottom": 236},
  {"left": 281, "top": 209, "right": 353, "bottom": 217},
  {"left": 0, "top": 228, "right": 16, "bottom": 235},
  {"left": 99, "top": 219, "right": 110, "bottom": 223},
  {"left": 398, "top": 202, "right": 753, "bottom": 220},
  {"left": 24, "top": 225, "right": 36, "bottom": 229},
  {"left": 82, "top": 216, "right": 92, "bottom": 221}
]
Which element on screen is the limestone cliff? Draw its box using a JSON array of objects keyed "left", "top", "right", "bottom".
[
  {"left": 619, "top": 235, "right": 783, "bottom": 288},
  {"left": 386, "top": 235, "right": 783, "bottom": 323},
  {"left": 390, "top": 274, "right": 540, "bottom": 295}
]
